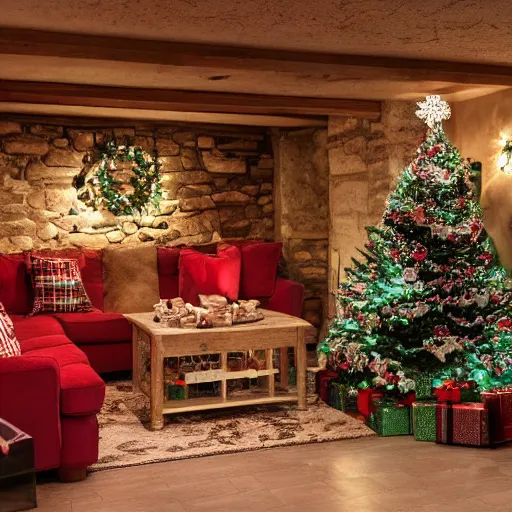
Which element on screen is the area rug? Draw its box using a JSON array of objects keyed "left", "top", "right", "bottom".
[{"left": 92, "top": 382, "right": 375, "bottom": 471}]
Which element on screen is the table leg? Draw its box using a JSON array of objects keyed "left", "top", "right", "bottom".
[
  {"left": 150, "top": 335, "right": 164, "bottom": 430},
  {"left": 279, "top": 347, "right": 289, "bottom": 391},
  {"left": 266, "top": 349, "right": 275, "bottom": 397},
  {"left": 296, "top": 327, "right": 307, "bottom": 410},
  {"left": 221, "top": 352, "right": 228, "bottom": 401},
  {"left": 132, "top": 326, "right": 141, "bottom": 393}
]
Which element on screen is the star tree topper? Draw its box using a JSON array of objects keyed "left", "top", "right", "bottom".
[{"left": 415, "top": 95, "right": 451, "bottom": 130}]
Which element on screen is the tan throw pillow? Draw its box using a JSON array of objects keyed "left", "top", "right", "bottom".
[{"left": 103, "top": 245, "right": 159, "bottom": 313}]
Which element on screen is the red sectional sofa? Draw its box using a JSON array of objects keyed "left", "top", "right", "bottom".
[{"left": 0, "top": 243, "right": 305, "bottom": 478}]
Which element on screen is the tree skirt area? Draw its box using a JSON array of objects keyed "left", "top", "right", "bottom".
[{"left": 92, "top": 382, "right": 375, "bottom": 471}]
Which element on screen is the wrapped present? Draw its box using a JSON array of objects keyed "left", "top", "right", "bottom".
[
  {"left": 482, "top": 389, "right": 512, "bottom": 444},
  {"left": 412, "top": 402, "right": 437, "bottom": 442},
  {"left": 434, "top": 380, "right": 479, "bottom": 403},
  {"left": 413, "top": 373, "right": 436, "bottom": 399},
  {"left": 436, "top": 402, "right": 490, "bottom": 446},
  {"left": 167, "top": 380, "right": 187, "bottom": 400},
  {"left": 328, "top": 383, "right": 358, "bottom": 413},
  {"left": 373, "top": 402, "right": 411, "bottom": 436},
  {"left": 357, "top": 388, "right": 383, "bottom": 418},
  {"left": 317, "top": 370, "right": 338, "bottom": 402}
]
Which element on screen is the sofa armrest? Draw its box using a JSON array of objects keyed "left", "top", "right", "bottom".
[
  {"left": 264, "top": 277, "right": 305, "bottom": 318},
  {"left": 0, "top": 355, "right": 62, "bottom": 471}
]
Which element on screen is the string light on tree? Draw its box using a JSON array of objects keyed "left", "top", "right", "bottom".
[
  {"left": 497, "top": 136, "right": 512, "bottom": 174},
  {"left": 415, "top": 94, "right": 451, "bottom": 130}
]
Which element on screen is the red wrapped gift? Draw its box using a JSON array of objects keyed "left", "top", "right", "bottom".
[
  {"left": 317, "top": 370, "right": 338, "bottom": 402},
  {"left": 482, "top": 390, "right": 512, "bottom": 444},
  {"left": 434, "top": 387, "right": 461, "bottom": 402},
  {"left": 437, "top": 402, "right": 490, "bottom": 446},
  {"left": 357, "top": 388, "right": 383, "bottom": 418},
  {"left": 399, "top": 391, "right": 416, "bottom": 406}
]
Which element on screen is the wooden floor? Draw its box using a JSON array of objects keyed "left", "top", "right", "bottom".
[{"left": 36, "top": 437, "right": 512, "bottom": 512}]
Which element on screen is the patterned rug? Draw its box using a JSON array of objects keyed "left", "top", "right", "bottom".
[{"left": 92, "top": 382, "right": 375, "bottom": 471}]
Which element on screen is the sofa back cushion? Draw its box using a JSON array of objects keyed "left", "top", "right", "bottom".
[
  {"left": 103, "top": 245, "right": 160, "bottom": 313},
  {"left": 0, "top": 254, "right": 33, "bottom": 315},
  {"left": 239, "top": 241, "right": 282, "bottom": 298},
  {"left": 178, "top": 244, "right": 241, "bottom": 306},
  {"left": 156, "top": 246, "right": 180, "bottom": 299}
]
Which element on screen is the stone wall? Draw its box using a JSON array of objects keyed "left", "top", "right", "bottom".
[
  {"left": 273, "top": 128, "right": 329, "bottom": 336},
  {"left": 327, "top": 102, "right": 424, "bottom": 316},
  {"left": 0, "top": 119, "right": 275, "bottom": 252}
]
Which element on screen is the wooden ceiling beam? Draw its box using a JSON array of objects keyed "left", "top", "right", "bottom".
[
  {"left": 2, "top": 27, "right": 512, "bottom": 86},
  {"left": 0, "top": 80, "right": 381, "bottom": 118}
]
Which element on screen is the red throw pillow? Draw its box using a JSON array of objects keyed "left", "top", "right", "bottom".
[
  {"left": 0, "top": 254, "right": 33, "bottom": 315},
  {"left": 239, "top": 242, "right": 282, "bottom": 298},
  {"left": 179, "top": 244, "right": 241, "bottom": 305},
  {"left": 0, "top": 302, "right": 21, "bottom": 358},
  {"left": 29, "top": 256, "right": 93, "bottom": 315}
]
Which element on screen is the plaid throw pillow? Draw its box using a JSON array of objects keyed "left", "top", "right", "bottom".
[
  {"left": 30, "top": 256, "right": 93, "bottom": 315},
  {"left": 0, "top": 302, "right": 21, "bottom": 358}
]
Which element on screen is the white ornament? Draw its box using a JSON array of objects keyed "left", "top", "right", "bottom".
[
  {"left": 403, "top": 267, "right": 418, "bottom": 282},
  {"left": 416, "top": 95, "right": 451, "bottom": 130}
]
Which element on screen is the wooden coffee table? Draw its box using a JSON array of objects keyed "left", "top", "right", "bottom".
[{"left": 125, "top": 309, "right": 311, "bottom": 430}]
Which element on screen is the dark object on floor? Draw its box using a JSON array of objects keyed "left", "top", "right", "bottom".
[{"left": 0, "top": 418, "right": 37, "bottom": 512}]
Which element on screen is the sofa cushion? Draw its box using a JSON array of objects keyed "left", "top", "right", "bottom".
[
  {"left": 0, "top": 302, "right": 21, "bottom": 358},
  {"left": 29, "top": 256, "right": 93, "bottom": 315},
  {"left": 0, "top": 254, "right": 32, "bottom": 314},
  {"left": 157, "top": 246, "right": 180, "bottom": 299},
  {"left": 103, "top": 245, "right": 159, "bottom": 313},
  {"left": 53, "top": 310, "right": 132, "bottom": 345},
  {"left": 25, "top": 343, "right": 89, "bottom": 367},
  {"left": 179, "top": 244, "right": 241, "bottom": 305},
  {"left": 59, "top": 363, "right": 105, "bottom": 416},
  {"left": 11, "top": 314, "right": 65, "bottom": 341},
  {"left": 239, "top": 242, "right": 282, "bottom": 299},
  {"left": 20, "top": 334, "right": 72, "bottom": 353}
]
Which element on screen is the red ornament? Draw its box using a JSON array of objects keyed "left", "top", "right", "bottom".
[
  {"left": 447, "top": 233, "right": 456, "bottom": 242},
  {"left": 390, "top": 249, "right": 400, "bottom": 260},
  {"left": 411, "top": 205, "right": 426, "bottom": 224},
  {"left": 498, "top": 318, "right": 512, "bottom": 330},
  {"left": 465, "top": 267, "right": 475, "bottom": 277},
  {"left": 412, "top": 244, "right": 428, "bottom": 262},
  {"left": 457, "top": 198, "right": 466, "bottom": 208},
  {"left": 339, "top": 362, "right": 350, "bottom": 371},
  {"left": 434, "top": 325, "right": 451, "bottom": 337}
]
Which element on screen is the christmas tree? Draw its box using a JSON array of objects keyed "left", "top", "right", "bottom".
[{"left": 318, "top": 95, "right": 512, "bottom": 395}]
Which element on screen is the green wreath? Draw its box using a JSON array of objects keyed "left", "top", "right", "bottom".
[{"left": 77, "top": 141, "right": 162, "bottom": 215}]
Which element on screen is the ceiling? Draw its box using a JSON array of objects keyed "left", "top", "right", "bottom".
[{"left": 1, "top": 0, "right": 511, "bottom": 124}]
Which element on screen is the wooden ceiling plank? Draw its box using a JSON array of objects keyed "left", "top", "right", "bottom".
[
  {"left": 0, "top": 80, "right": 381, "bottom": 118},
  {"left": 2, "top": 27, "right": 512, "bottom": 86}
]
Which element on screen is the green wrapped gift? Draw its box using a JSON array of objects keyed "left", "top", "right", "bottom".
[
  {"left": 167, "top": 381, "right": 187, "bottom": 400},
  {"left": 460, "top": 387, "right": 482, "bottom": 403},
  {"left": 412, "top": 401, "right": 437, "bottom": 442},
  {"left": 374, "top": 402, "right": 412, "bottom": 436},
  {"left": 329, "top": 383, "right": 357, "bottom": 412},
  {"left": 413, "top": 372, "right": 436, "bottom": 400}
]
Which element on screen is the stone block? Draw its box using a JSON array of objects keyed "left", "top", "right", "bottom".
[
  {"left": 294, "top": 250, "right": 312, "bottom": 262},
  {"left": 157, "top": 200, "right": 179, "bottom": 215},
  {"left": 122, "top": 222, "right": 138, "bottom": 235},
  {"left": 263, "top": 218, "right": 274, "bottom": 229},
  {"left": 299, "top": 266, "right": 327, "bottom": 280},
  {"left": 114, "top": 128, "right": 135, "bottom": 139},
  {"left": 245, "top": 204, "right": 262, "bottom": 219},
  {"left": 250, "top": 166, "right": 273, "bottom": 179},
  {"left": 172, "top": 132, "right": 196, "bottom": 147},
  {"left": 248, "top": 219, "right": 273, "bottom": 239},
  {"left": 217, "top": 140, "right": 258, "bottom": 151},
  {"left": 160, "top": 171, "right": 213, "bottom": 198},
  {"left": 181, "top": 148, "right": 201, "bottom": 170},
  {"left": 221, "top": 219, "right": 251, "bottom": 238},
  {"left": 45, "top": 188, "right": 77, "bottom": 214},
  {"left": 179, "top": 196, "right": 215, "bottom": 211},
  {"left": 106, "top": 230, "right": 126, "bottom": 243},
  {"left": 0, "top": 219, "right": 36, "bottom": 238},
  {"left": 68, "top": 130, "right": 94, "bottom": 150},
  {"left": 257, "top": 195, "right": 272, "bottom": 206},
  {"left": 260, "top": 182, "right": 273, "bottom": 193},
  {"left": 343, "top": 136, "right": 367, "bottom": 156},
  {"left": 30, "top": 125, "right": 63, "bottom": 137},
  {"left": 366, "top": 139, "right": 388, "bottom": 164},
  {"left": 0, "top": 122, "right": 22, "bottom": 136},
  {"left": 240, "top": 185, "right": 259, "bottom": 196},
  {"left": 37, "top": 223, "right": 59, "bottom": 241},
  {"left": 156, "top": 139, "right": 180, "bottom": 156},
  {"left": 177, "top": 184, "right": 213, "bottom": 199},
  {"left": 197, "top": 136, "right": 215, "bottom": 149},
  {"left": 330, "top": 177, "right": 369, "bottom": 217},
  {"left": 202, "top": 151, "right": 246, "bottom": 174},
  {"left": 44, "top": 148, "right": 85, "bottom": 167},
  {"left": 0, "top": 204, "right": 28, "bottom": 222},
  {"left": 132, "top": 136, "right": 155, "bottom": 152},
  {"left": 53, "top": 138, "right": 69, "bottom": 149},
  {"left": 140, "top": 215, "right": 156, "bottom": 227},
  {"left": 158, "top": 156, "right": 183, "bottom": 172},
  {"left": 262, "top": 203, "right": 274, "bottom": 215},
  {"left": 68, "top": 232, "right": 110, "bottom": 249},
  {"left": 0, "top": 190, "right": 24, "bottom": 205},
  {"left": 211, "top": 191, "right": 252, "bottom": 205},
  {"left": 329, "top": 148, "right": 367, "bottom": 175},
  {"left": 10, "top": 236, "right": 33, "bottom": 251},
  {"left": 328, "top": 116, "right": 359, "bottom": 136},
  {"left": 52, "top": 215, "right": 87, "bottom": 232},
  {"left": 26, "top": 161, "right": 80, "bottom": 184},
  {"left": 3, "top": 136, "right": 49, "bottom": 156},
  {"left": 219, "top": 207, "right": 244, "bottom": 222},
  {"left": 258, "top": 157, "right": 274, "bottom": 169}
]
